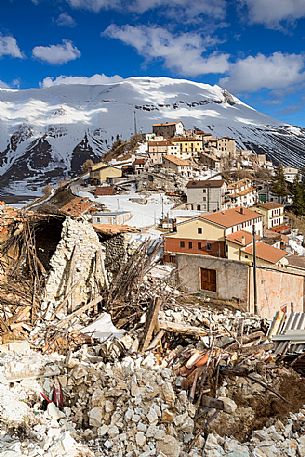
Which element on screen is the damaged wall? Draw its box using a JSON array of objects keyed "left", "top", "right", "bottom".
[
  {"left": 176, "top": 253, "right": 305, "bottom": 318},
  {"left": 42, "top": 217, "right": 106, "bottom": 319}
]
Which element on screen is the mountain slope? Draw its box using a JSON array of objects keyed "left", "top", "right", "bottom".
[{"left": 0, "top": 76, "right": 304, "bottom": 193}]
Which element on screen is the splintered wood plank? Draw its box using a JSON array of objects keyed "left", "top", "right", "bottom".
[{"left": 141, "top": 297, "right": 161, "bottom": 352}]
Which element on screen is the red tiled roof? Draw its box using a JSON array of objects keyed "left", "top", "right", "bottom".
[
  {"left": 133, "top": 158, "right": 146, "bottom": 165},
  {"left": 60, "top": 197, "right": 94, "bottom": 217},
  {"left": 242, "top": 242, "right": 287, "bottom": 264},
  {"left": 226, "top": 229, "right": 259, "bottom": 246},
  {"left": 258, "top": 202, "right": 284, "bottom": 210},
  {"left": 148, "top": 140, "right": 173, "bottom": 146},
  {"left": 163, "top": 155, "right": 190, "bottom": 166},
  {"left": 93, "top": 224, "right": 137, "bottom": 234},
  {"left": 201, "top": 206, "right": 262, "bottom": 228},
  {"left": 152, "top": 122, "right": 180, "bottom": 127},
  {"left": 94, "top": 186, "right": 115, "bottom": 196},
  {"left": 186, "top": 179, "right": 225, "bottom": 189}
]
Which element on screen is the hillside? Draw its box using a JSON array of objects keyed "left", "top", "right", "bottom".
[{"left": 0, "top": 76, "right": 305, "bottom": 193}]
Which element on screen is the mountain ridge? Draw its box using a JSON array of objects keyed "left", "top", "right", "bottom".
[{"left": 0, "top": 76, "right": 304, "bottom": 193}]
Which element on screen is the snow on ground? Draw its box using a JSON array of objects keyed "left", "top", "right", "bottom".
[
  {"left": 289, "top": 239, "right": 305, "bottom": 256},
  {"left": 78, "top": 190, "right": 175, "bottom": 229}
]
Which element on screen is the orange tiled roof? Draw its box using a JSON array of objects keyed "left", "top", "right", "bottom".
[
  {"left": 148, "top": 140, "right": 173, "bottom": 147},
  {"left": 186, "top": 179, "right": 225, "bottom": 189},
  {"left": 242, "top": 241, "right": 287, "bottom": 264},
  {"left": 201, "top": 206, "right": 262, "bottom": 228},
  {"left": 93, "top": 224, "right": 137, "bottom": 234},
  {"left": 226, "top": 229, "right": 260, "bottom": 246},
  {"left": 258, "top": 202, "right": 284, "bottom": 210},
  {"left": 60, "top": 197, "right": 94, "bottom": 217},
  {"left": 228, "top": 187, "right": 255, "bottom": 198},
  {"left": 152, "top": 122, "right": 179, "bottom": 127},
  {"left": 163, "top": 155, "right": 190, "bottom": 166},
  {"left": 133, "top": 158, "right": 146, "bottom": 165},
  {"left": 172, "top": 137, "right": 200, "bottom": 142}
]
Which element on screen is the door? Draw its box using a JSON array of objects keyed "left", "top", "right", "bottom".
[{"left": 200, "top": 268, "right": 216, "bottom": 292}]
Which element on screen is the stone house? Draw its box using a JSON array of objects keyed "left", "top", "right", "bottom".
[
  {"left": 152, "top": 121, "right": 185, "bottom": 139},
  {"left": 254, "top": 202, "right": 284, "bottom": 229},
  {"left": 171, "top": 137, "right": 203, "bottom": 159},
  {"left": 226, "top": 230, "right": 288, "bottom": 267},
  {"left": 199, "top": 152, "right": 221, "bottom": 171},
  {"left": 226, "top": 178, "right": 258, "bottom": 208},
  {"left": 283, "top": 166, "right": 300, "bottom": 183},
  {"left": 148, "top": 140, "right": 178, "bottom": 165},
  {"left": 162, "top": 155, "right": 193, "bottom": 177},
  {"left": 133, "top": 158, "right": 147, "bottom": 175},
  {"left": 92, "top": 211, "right": 131, "bottom": 225},
  {"left": 90, "top": 163, "right": 122, "bottom": 185},
  {"left": 164, "top": 206, "right": 263, "bottom": 262},
  {"left": 186, "top": 179, "right": 227, "bottom": 212},
  {"left": 175, "top": 253, "right": 305, "bottom": 319}
]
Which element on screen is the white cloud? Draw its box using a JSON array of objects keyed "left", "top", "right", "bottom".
[
  {"left": 41, "top": 73, "right": 123, "bottom": 87},
  {"left": 67, "top": 0, "right": 116, "bottom": 11},
  {"left": 243, "top": 0, "right": 305, "bottom": 27},
  {"left": 67, "top": 0, "right": 226, "bottom": 20},
  {"left": 219, "top": 52, "right": 305, "bottom": 92},
  {"left": 56, "top": 12, "right": 76, "bottom": 27},
  {"left": 104, "top": 25, "right": 229, "bottom": 76},
  {"left": 0, "top": 35, "right": 24, "bottom": 58},
  {"left": 32, "top": 40, "right": 80, "bottom": 64}
]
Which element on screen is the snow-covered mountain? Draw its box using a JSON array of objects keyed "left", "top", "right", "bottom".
[{"left": 0, "top": 76, "right": 305, "bottom": 193}]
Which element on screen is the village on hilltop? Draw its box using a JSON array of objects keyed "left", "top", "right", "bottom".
[{"left": 1, "top": 120, "right": 305, "bottom": 456}]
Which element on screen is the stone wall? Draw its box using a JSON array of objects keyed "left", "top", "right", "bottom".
[
  {"left": 176, "top": 254, "right": 249, "bottom": 306},
  {"left": 176, "top": 253, "right": 305, "bottom": 319},
  {"left": 42, "top": 217, "right": 106, "bottom": 319},
  {"left": 103, "top": 233, "right": 128, "bottom": 275}
]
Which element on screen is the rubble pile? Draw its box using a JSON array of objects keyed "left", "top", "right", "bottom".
[
  {"left": 1, "top": 327, "right": 305, "bottom": 457},
  {"left": 0, "top": 210, "right": 305, "bottom": 456}
]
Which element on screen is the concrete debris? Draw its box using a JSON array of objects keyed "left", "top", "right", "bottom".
[{"left": 0, "top": 210, "right": 305, "bottom": 456}]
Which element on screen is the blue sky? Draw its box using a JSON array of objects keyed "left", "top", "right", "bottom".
[{"left": 1, "top": 0, "right": 305, "bottom": 125}]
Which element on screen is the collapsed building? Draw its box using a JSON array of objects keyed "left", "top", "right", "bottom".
[{"left": 0, "top": 196, "right": 305, "bottom": 457}]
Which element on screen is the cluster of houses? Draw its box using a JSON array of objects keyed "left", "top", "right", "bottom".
[{"left": 80, "top": 120, "right": 305, "bottom": 319}]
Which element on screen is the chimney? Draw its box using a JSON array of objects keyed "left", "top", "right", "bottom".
[
  {"left": 240, "top": 207, "right": 245, "bottom": 215},
  {"left": 241, "top": 235, "right": 246, "bottom": 245}
]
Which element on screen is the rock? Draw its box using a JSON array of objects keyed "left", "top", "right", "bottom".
[
  {"left": 147, "top": 406, "right": 159, "bottom": 424},
  {"left": 161, "top": 382, "right": 175, "bottom": 405},
  {"left": 156, "top": 435, "right": 181, "bottom": 457},
  {"left": 135, "top": 432, "right": 146, "bottom": 447},
  {"left": 99, "top": 424, "right": 109, "bottom": 436},
  {"left": 161, "top": 409, "right": 174, "bottom": 422},
  {"left": 298, "top": 435, "right": 305, "bottom": 455},
  {"left": 46, "top": 403, "right": 65, "bottom": 420},
  {"left": 218, "top": 397, "right": 237, "bottom": 414},
  {"left": 89, "top": 407, "right": 104, "bottom": 427}
]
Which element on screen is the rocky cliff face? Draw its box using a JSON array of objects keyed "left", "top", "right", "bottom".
[{"left": 1, "top": 76, "right": 305, "bottom": 193}]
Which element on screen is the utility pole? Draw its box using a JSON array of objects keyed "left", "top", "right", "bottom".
[
  {"left": 161, "top": 195, "right": 164, "bottom": 220},
  {"left": 133, "top": 111, "right": 137, "bottom": 135},
  {"left": 252, "top": 224, "right": 258, "bottom": 314}
]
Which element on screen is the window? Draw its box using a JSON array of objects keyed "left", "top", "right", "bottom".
[
  {"left": 188, "top": 242, "right": 193, "bottom": 249},
  {"left": 207, "top": 242, "right": 212, "bottom": 251},
  {"left": 202, "top": 189, "right": 207, "bottom": 193},
  {"left": 197, "top": 205, "right": 201, "bottom": 210},
  {"left": 180, "top": 241, "right": 185, "bottom": 248},
  {"left": 198, "top": 242, "right": 202, "bottom": 250},
  {"left": 202, "top": 197, "right": 206, "bottom": 202},
  {"left": 198, "top": 228, "right": 202, "bottom": 234}
]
